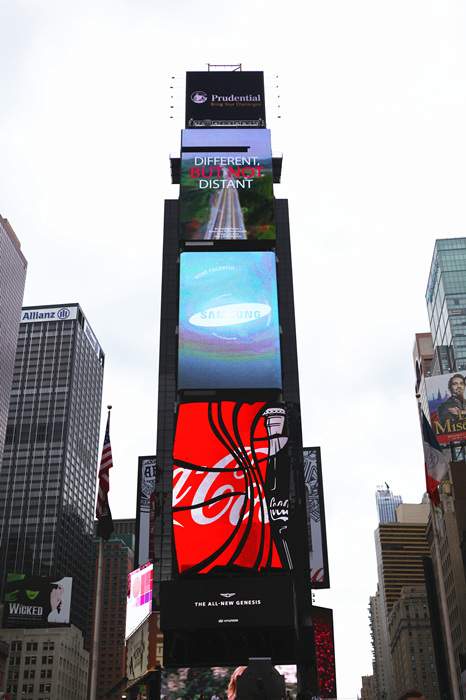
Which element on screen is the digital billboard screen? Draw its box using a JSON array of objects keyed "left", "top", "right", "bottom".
[
  {"left": 126, "top": 561, "right": 153, "bottom": 639},
  {"left": 303, "top": 447, "right": 330, "bottom": 588},
  {"left": 426, "top": 371, "right": 466, "bottom": 444},
  {"left": 312, "top": 606, "right": 337, "bottom": 699},
  {"left": 173, "top": 401, "right": 291, "bottom": 574},
  {"left": 160, "top": 577, "right": 295, "bottom": 630},
  {"left": 178, "top": 252, "right": 282, "bottom": 390},
  {"left": 2, "top": 574, "right": 72, "bottom": 627},
  {"left": 185, "top": 71, "right": 266, "bottom": 125},
  {"left": 135, "top": 456, "right": 156, "bottom": 567},
  {"left": 180, "top": 129, "right": 275, "bottom": 241}
]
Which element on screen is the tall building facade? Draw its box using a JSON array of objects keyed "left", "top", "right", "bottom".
[
  {"left": 376, "top": 486, "right": 403, "bottom": 524},
  {"left": 426, "top": 237, "right": 466, "bottom": 375},
  {"left": 0, "top": 215, "right": 27, "bottom": 470},
  {"left": 151, "top": 69, "right": 316, "bottom": 691},
  {"left": 86, "top": 526, "right": 135, "bottom": 700},
  {"left": 0, "top": 303, "right": 105, "bottom": 633}
]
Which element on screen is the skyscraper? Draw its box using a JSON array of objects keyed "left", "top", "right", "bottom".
[
  {"left": 426, "top": 237, "right": 466, "bottom": 375},
  {"left": 0, "top": 215, "right": 27, "bottom": 470},
  {"left": 151, "top": 69, "right": 315, "bottom": 688},
  {"left": 0, "top": 303, "right": 104, "bottom": 633},
  {"left": 375, "top": 485, "right": 403, "bottom": 523}
]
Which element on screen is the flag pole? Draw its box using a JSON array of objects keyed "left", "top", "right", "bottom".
[
  {"left": 417, "top": 399, "right": 461, "bottom": 699},
  {"left": 89, "top": 405, "right": 114, "bottom": 700}
]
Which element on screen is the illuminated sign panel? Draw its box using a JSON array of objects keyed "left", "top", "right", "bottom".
[
  {"left": 303, "top": 448, "right": 330, "bottom": 588},
  {"left": 185, "top": 71, "right": 266, "bottom": 125},
  {"left": 126, "top": 562, "right": 153, "bottom": 638},
  {"left": 21, "top": 305, "right": 77, "bottom": 323},
  {"left": 426, "top": 371, "right": 466, "bottom": 444},
  {"left": 178, "top": 252, "right": 281, "bottom": 390},
  {"left": 312, "top": 606, "right": 337, "bottom": 699},
  {"left": 3, "top": 574, "right": 72, "bottom": 627},
  {"left": 180, "top": 129, "right": 275, "bottom": 241},
  {"left": 136, "top": 456, "right": 157, "bottom": 567},
  {"left": 173, "top": 401, "right": 291, "bottom": 574}
]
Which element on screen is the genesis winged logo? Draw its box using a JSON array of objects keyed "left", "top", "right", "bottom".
[{"left": 220, "top": 593, "right": 236, "bottom": 598}]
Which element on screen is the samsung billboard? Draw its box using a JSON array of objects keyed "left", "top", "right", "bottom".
[
  {"left": 178, "top": 252, "right": 282, "bottom": 390},
  {"left": 180, "top": 129, "right": 275, "bottom": 241},
  {"left": 185, "top": 71, "right": 266, "bottom": 125}
]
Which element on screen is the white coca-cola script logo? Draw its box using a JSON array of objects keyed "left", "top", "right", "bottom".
[{"left": 173, "top": 448, "right": 269, "bottom": 527}]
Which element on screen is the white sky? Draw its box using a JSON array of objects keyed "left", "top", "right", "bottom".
[{"left": 2, "top": 1, "right": 466, "bottom": 697}]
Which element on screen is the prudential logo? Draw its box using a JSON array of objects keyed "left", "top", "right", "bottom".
[
  {"left": 191, "top": 91, "right": 207, "bottom": 104},
  {"left": 189, "top": 303, "right": 271, "bottom": 327}
]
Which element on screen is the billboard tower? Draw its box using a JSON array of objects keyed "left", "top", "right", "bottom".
[{"left": 153, "top": 69, "right": 316, "bottom": 689}]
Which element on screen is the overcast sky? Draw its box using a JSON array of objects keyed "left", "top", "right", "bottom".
[{"left": 2, "top": 1, "right": 466, "bottom": 697}]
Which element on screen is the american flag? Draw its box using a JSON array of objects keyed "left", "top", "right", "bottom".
[{"left": 96, "top": 410, "right": 114, "bottom": 540}]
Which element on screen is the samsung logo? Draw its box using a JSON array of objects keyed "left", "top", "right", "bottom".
[{"left": 189, "top": 303, "right": 271, "bottom": 327}]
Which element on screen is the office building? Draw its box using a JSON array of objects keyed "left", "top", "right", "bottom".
[
  {"left": 360, "top": 674, "right": 376, "bottom": 700},
  {"left": 0, "top": 625, "right": 89, "bottom": 700},
  {"left": 426, "top": 237, "right": 466, "bottom": 375},
  {"left": 388, "top": 586, "right": 440, "bottom": 698},
  {"left": 149, "top": 69, "right": 316, "bottom": 693},
  {"left": 0, "top": 303, "right": 105, "bottom": 634},
  {"left": 0, "top": 215, "right": 27, "bottom": 470},
  {"left": 375, "top": 485, "right": 403, "bottom": 524},
  {"left": 86, "top": 522, "right": 135, "bottom": 700},
  {"left": 368, "top": 587, "right": 393, "bottom": 700}
]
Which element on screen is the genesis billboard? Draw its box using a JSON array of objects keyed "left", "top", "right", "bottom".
[
  {"left": 173, "top": 401, "right": 292, "bottom": 574},
  {"left": 185, "top": 71, "right": 266, "bottom": 125},
  {"left": 180, "top": 129, "right": 275, "bottom": 241},
  {"left": 178, "top": 251, "right": 282, "bottom": 390}
]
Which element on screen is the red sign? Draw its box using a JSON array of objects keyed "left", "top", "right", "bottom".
[{"left": 173, "top": 402, "right": 291, "bottom": 574}]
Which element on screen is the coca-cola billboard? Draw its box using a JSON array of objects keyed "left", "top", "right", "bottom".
[{"left": 173, "top": 401, "right": 291, "bottom": 574}]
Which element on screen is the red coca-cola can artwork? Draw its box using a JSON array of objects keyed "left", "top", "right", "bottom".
[{"left": 173, "top": 401, "right": 291, "bottom": 574}]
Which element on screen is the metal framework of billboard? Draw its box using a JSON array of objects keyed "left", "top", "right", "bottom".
[
  {"left": 135, "top": 456, "right": 157, "bottom": 568},
  {"left": 303, "top": 447, "right": 330, "bottom": 588},
  {"left": 178, "top": 251, "right": 282, "bottom": 390},
  {"left": 425, "top": 371, "right": 466, "bottom": 444},
  {"left": 185, "top": 71, "right": 266, "bottom": 126},
  {"left": 172, "top": 401, "right": 292, "bottom": 574},
  {"left": 2, "top": 574, "right": 73, "bottom": 627},
  {"left": 180, "top": 129, "right": 275, "bottom": 241}
]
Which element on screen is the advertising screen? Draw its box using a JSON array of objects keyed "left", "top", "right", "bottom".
[
  {"left": 135, "top": 456, "right": 156, "bottom": 567},
  {"left": 126, "top": 562, "right": 153, "bottom": 638},
  {"left": 2, "top": 574, "right": 72, "bottom": 627},
  {"left": 312, "top": 606, "right": 337, "bottom": 699},
  {"left": 173, "top": 401, "right": 291, "bottom": 574},
  {"left": 180, "top": 129, "right": 275, "bottom": 241},
  {"left": 426, "top": 371, "right": 466, "bottom": 444},
  {"left": 303, "top": 448, "right": 330, "bottom": 588},
  {"left": 178, "top": 252, "right": 282, "bottom": 390},
  {"left": 185, "top": 71, "right": 266, "bottom": 125},
  {"left": 160, "top": 577, "right": 295, "bottom": 630}
]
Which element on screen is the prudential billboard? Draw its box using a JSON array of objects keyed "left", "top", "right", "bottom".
[{"left": 178, "top": 251, "right": 282, "bottom": 390}]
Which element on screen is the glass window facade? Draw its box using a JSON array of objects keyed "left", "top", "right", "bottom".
[{"left": 0, "top": 304, "right": 104, "bottom": 634}]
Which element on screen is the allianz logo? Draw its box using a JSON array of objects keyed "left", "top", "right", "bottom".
[{"left": 189, "top": 303, "right": 271, "bottom": 327}]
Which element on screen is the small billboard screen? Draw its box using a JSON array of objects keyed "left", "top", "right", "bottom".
[
  {"left": 135, "top": 456, "right": 156, "bottom": 568},
  {"left": 126, "top": 561, "right": 153, "bottom": 639},
  {"left": 303, "top": 447, "right": 330, "bottom": 588},
  {"left": 426, "top": 371, "right": 466, "bottom": 443},
  {"left": 185, "top": 71, "right": 266, "bottom": 125},
  {"left": 2, "top": 574, "right": 72, "bottom": 627},
  {"left": 312, "top": 606, "right": 337, "bottom": 699},
  {"left": 178, "top": 252, "right": 282, "bottom": 390},
  {"left": 173, "top": 401, "right": 291, "bottom": 574},
  {"left": 180, "top": 129, "right": 275, "bottom": 241}
]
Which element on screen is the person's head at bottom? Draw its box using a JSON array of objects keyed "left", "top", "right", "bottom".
[{"left": 398, "top": 690, "right": 425, "bottom": 700}]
